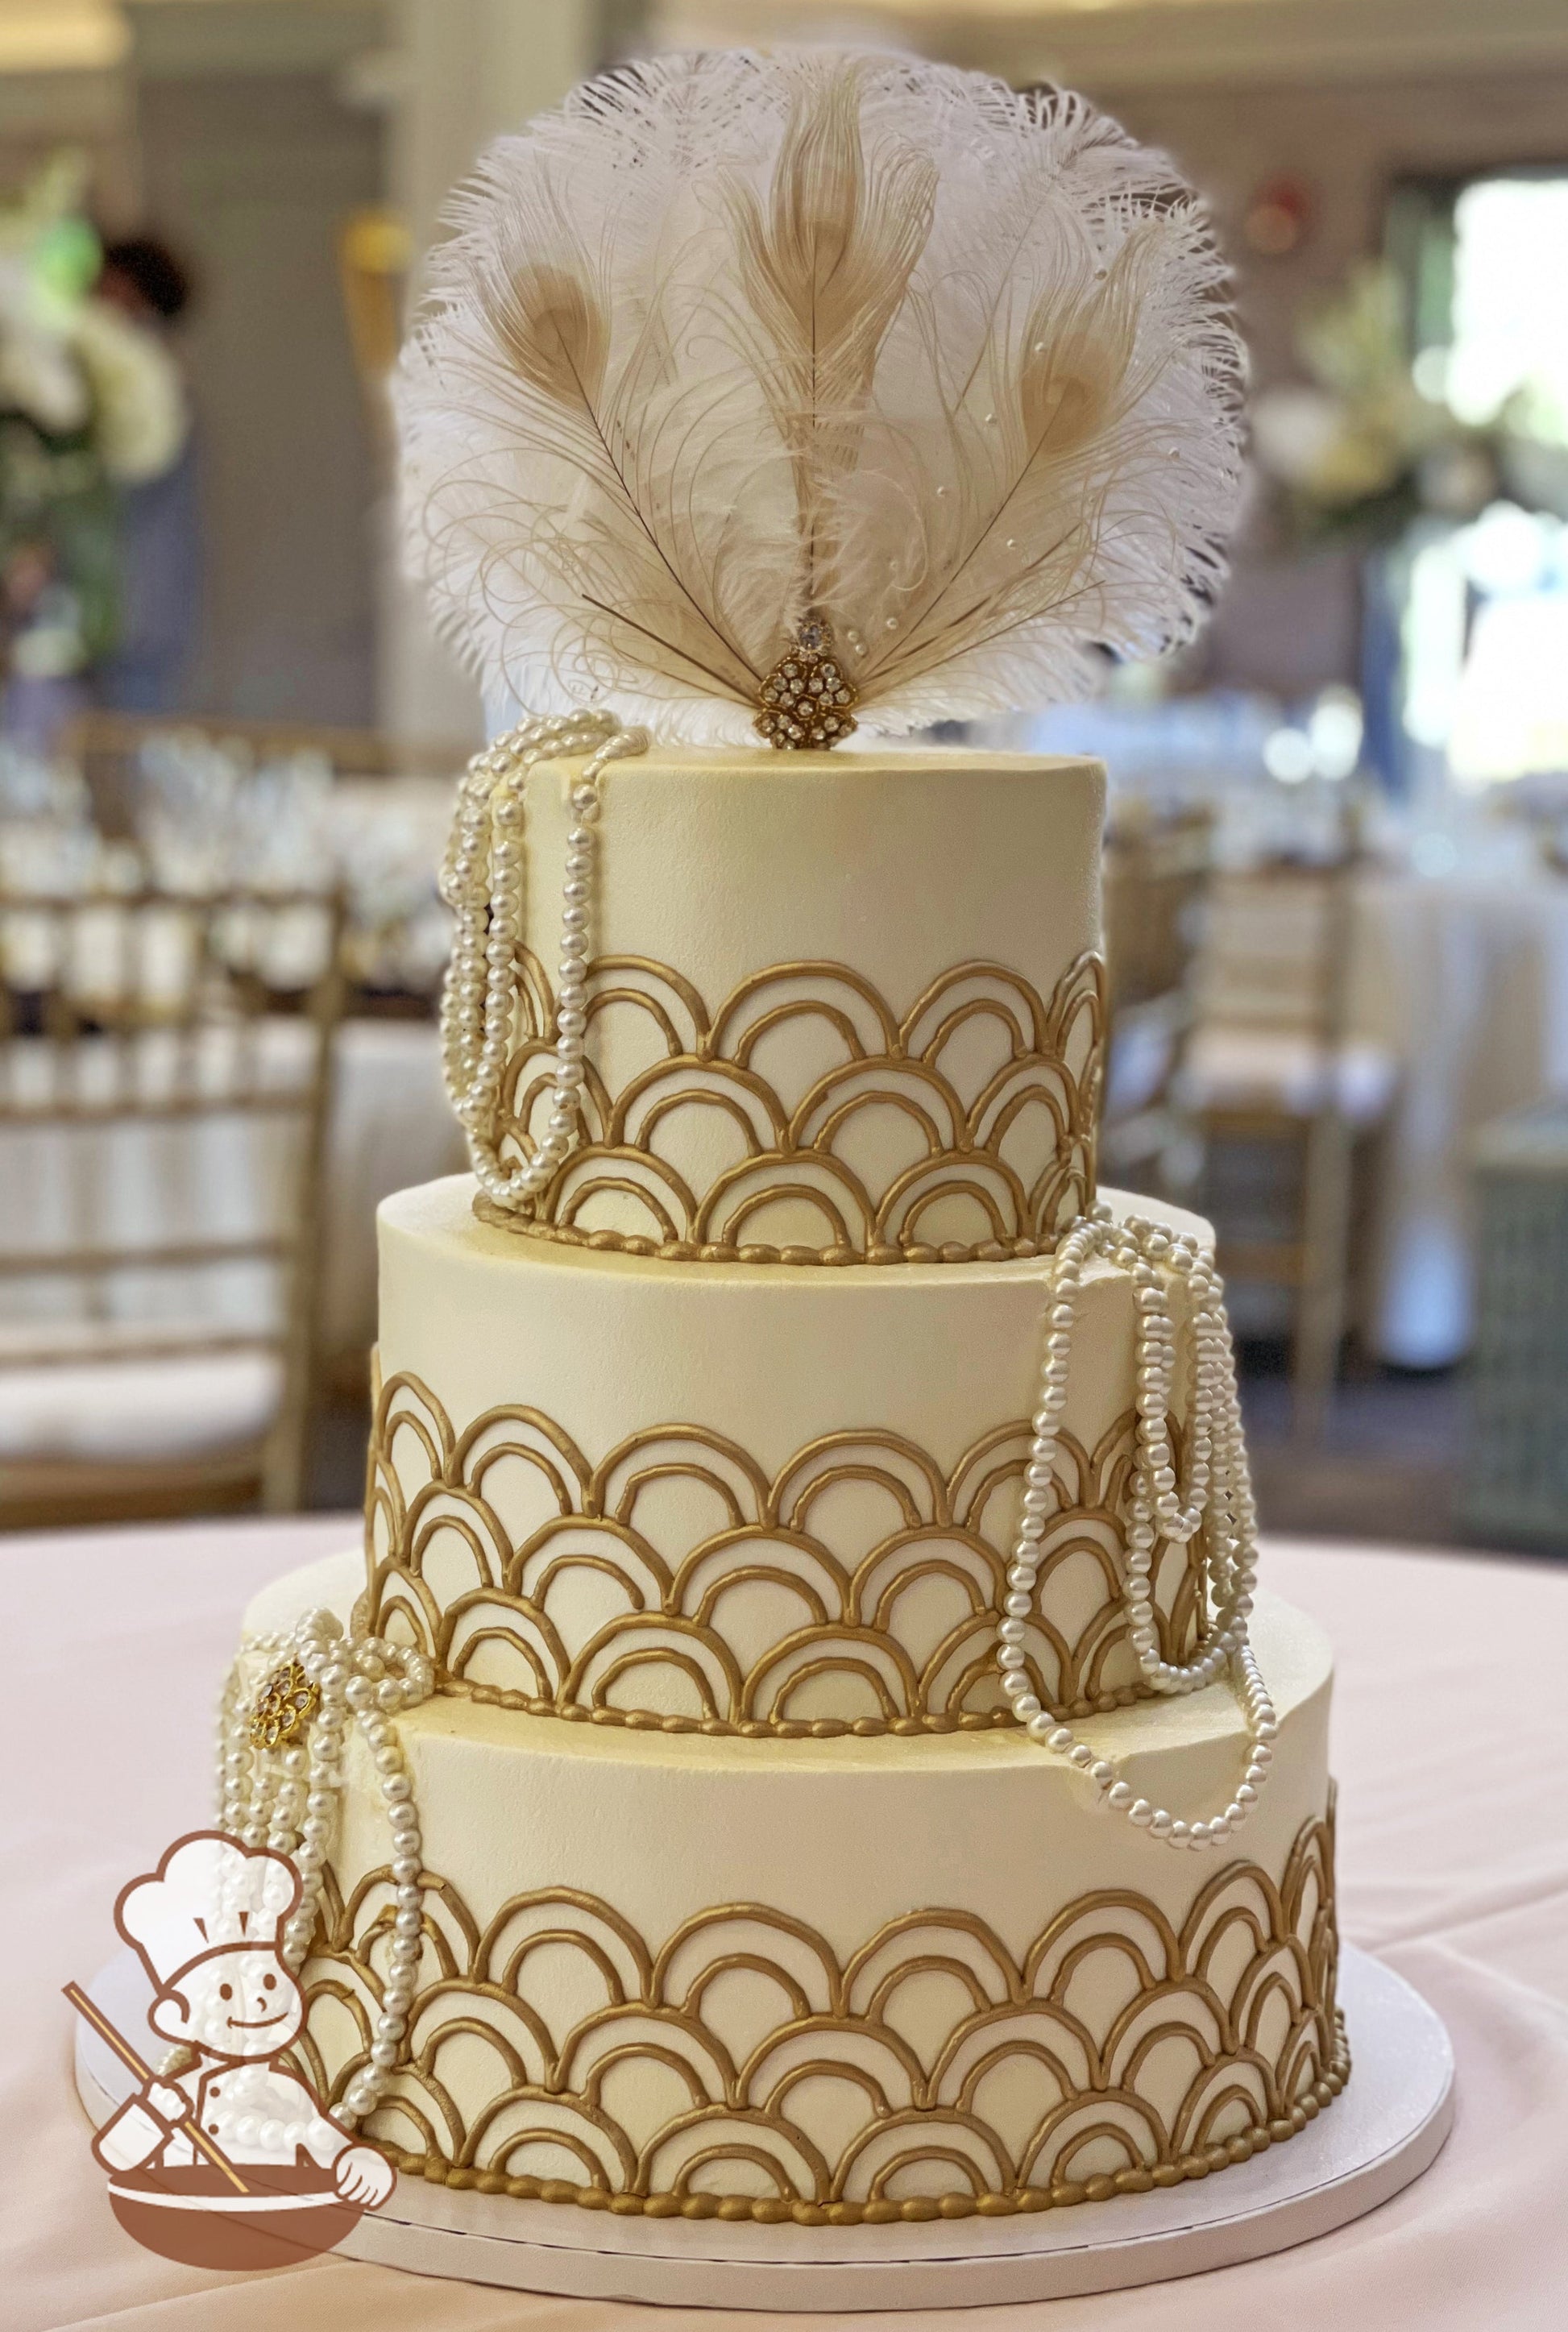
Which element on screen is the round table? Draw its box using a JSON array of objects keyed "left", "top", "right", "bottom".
[
  {"left": 1349, "top": 869, "right": 1568, "bottom": 1367},
  {"left": 7, "top": 1516, "right": 1567, "bottom": 2329}
]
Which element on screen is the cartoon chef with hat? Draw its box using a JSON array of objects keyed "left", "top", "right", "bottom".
[{"left": 90, "top": 1831, "right": 393, "bottom": 2206}]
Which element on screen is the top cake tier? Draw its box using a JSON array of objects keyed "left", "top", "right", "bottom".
[{"left": 483, "top": 746, "right": 1105, "bottom": 1265}]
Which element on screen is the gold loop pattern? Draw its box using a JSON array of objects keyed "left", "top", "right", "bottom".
[
  {"left": 295, "top": 1809, "right": 1345, "bottom": 2225},
  {"left": 477, "top": 948, "right": 1105, "bottom": 1264},
  {"left": 361, "top": 1372, "right": 1207, "bottom": 1733}
]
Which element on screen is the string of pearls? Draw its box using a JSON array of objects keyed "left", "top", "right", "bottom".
[
  {"left": 996, "top": 1202, "right": 1277, "bottom": 1851},
  {"left": 172, "top": 2060, "right": 340, "bottom": 2164},
  {"left": 439, "top": 710, "right": 649, "bottom": 1212},
  {"left": 215, "top": 1614, "right": 434, "bottom": 2128},
  {"left": 201, "top": 1241, "right": 1268, "bottom": 2146}
]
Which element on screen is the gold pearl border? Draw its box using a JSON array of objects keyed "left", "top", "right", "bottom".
[
  {"left": 377, "top": 2041, "right": 1349, "bottom": 2224},
  {"left": 441, "top": 1675, "right": 1151, "bottom": 1737},
  {"left": 472, "top": 1204, "right": 1056, "bottom": 1268}
]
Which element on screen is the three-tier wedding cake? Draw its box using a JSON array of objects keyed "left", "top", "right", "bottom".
[{"left": 224, "top": 48, "right": 1346, "bottom": 2242}]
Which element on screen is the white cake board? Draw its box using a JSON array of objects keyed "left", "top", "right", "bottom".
[{"left": 73, "top": 1942, "right": 1450, "bottom": 2308}]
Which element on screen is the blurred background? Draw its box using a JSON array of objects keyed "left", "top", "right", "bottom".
[{"left": 5, "top": 0, "right": 1568, "bottom": 1552}]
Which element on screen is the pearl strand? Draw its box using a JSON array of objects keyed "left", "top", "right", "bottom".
[
  {"left": 193, "top": 2060, "right": 338, "bottom": 2162},
  {"left": 439, "top": 711, "right": 648, "bottom": 1213},
  {"left": 215, "top": 1616, "right": 435, "bottom": 2128},
  {"left": 995, "top": 1205, "right": 1277, "bottom": 1850}
]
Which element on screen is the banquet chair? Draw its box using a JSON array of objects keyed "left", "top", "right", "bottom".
[
  {"left": 0, "top": 886, "right": 346, "bottom": 1529},
  {"left": 1098, "top": 800, "right": 1215, "bottom": 1200},
  {"left": 1179, "top": 800, "right": 1396, "bottom": 1442}
]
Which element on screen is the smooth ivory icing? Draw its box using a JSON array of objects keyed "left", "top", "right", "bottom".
[
  {"left": 244, "top": 1558, "right": 1341, "bottom": 2218},
  {"left": 251, "top": 1558, "right": 1329, "bottom": 1951},
  {"left": 233, "top": 742, "right": 1347, "bottom": 2225},
  {"left": 519, "top": 748, "right": 1103, "bottom": 1028},
  {"left": 487, "top": 748, "right": 1106, "bottom": 1259},
  {"left": 363, "top": 1177, "right": 1215, "bottom": 1728}
]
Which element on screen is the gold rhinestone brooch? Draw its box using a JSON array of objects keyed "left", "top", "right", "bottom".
[
  {"left": 250, "top": 1658, "right": 320, "bottom": 1751},
  {"left": 755, "top": 619, "right": 858, "bottom": 750}
]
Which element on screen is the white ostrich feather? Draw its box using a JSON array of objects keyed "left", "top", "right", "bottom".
[{"left": 397, "top": 48, "right": 1245, "bottom": 745}]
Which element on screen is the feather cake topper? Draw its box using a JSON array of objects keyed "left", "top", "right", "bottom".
[{"left": 399, "top": 48, "right": 1244, "bottom": 747}]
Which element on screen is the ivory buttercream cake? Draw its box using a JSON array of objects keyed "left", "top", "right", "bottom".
[
  {"left": 220, "top": 48, "right": 1346, "bottom": 2247},
  {"left": 230, "top": 732, "right": 1347, "bottom": 2226}
]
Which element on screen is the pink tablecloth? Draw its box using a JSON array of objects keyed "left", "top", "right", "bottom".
[{"left": 4, "top": 1517, "right": 1566, "bottom": 2330}]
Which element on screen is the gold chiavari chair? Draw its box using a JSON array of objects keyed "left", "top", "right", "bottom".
[
  {"left": 1099, "top": 799, "right": 1216, "bottom": 1199},
  {"left": 0, "top": 885, "right": 346, "bottom": 1529},
  {"left": 1179, "top": 796, "right": 1395, "bottom": 1442},
  {"left": 60, "top": 710, "right": 472, "bottom": 841}
]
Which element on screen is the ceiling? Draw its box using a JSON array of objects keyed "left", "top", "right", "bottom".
[
  {"left": 0, "top": 0, "right": 384, "bottom": 80},
  {"left": 655, "top": 0, "right": 1568, "bottom": 89},
  {"left": 0, "top": 2, "right": 127, "bottom": 73},
  {"left": 8, "top": 0, "right": 1568, "bottom": 92}
]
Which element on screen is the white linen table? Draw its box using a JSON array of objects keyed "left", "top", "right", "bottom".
[
  {"left": 1196, "top": 864, "right": 1568, "bottom": 1367},
  {"left": 5, "top": 1516, "right": 1566, "bottom": 2330},
  {"left": 0, "top": 1018, "right": 464, "bottom": 1374},
  {"left": 314, "top": 1021, "right": 467, "bottom": 1363},
  {"left": 1347, "top": 870, "right": 1568, "bottom": 1367}
]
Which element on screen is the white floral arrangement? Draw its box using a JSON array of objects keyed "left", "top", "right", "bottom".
[
  {"left": 1251, "top": 259, "right": 1568, "bottom": 545},
  {"left": 0, "top": 154, "right": 187, "bottom": 682}
]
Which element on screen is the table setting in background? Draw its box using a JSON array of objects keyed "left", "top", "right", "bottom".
[
  {"left": 1345, "top": 849, "right": 1568, "bottom": 1366},
  {"left": 0, "top": 727, "right": 467, "bottom": 1388},
  {"left": 1196, "top": 771, "right": 1568, "bottom": 1368},
  {"left": 1006, "top": 680, "right": 1568, "bottom": 1372},
  {"left": 10, "top": 709, "right": 1568, "bottom": 1383},
  {"left": 0, "top": 726, "right": 457, "bottom": 1002}
]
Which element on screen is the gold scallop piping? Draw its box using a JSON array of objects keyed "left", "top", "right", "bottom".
[
  {"left": 475, "top": 948, "right": 1105, "bottom": 1264},
  {"left": 296, "top": 1806, "right": 1346, "bottom": 2224},
  {"left": 362, "top": 1371, "right": 1207, "bottom": 1732}
]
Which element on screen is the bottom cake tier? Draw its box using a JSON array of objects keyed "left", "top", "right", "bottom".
[{"left": 243, "top": 1557, "right": 1347, "bottom": 2229}]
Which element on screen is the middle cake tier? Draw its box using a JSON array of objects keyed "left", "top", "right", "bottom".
[{"left": 363, "top": 1176, "right": 1213, "bottom": 1739}]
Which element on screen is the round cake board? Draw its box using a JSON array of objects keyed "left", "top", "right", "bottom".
[{"left": 74, "top": 1943, "right": 1450, "bottom": 2309}]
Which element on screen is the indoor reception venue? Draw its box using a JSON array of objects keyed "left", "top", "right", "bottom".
[{"left": 4, "top": 2, "right": 1566, "bottom": 2326}]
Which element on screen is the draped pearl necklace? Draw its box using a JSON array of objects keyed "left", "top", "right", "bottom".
[
  {"left": 212, "top": 721, "right": 1280, "bottom": 2149},
  {"left": 439, "top": 711, "right": 1275, "bottom": 1848},
  {"left": 439, "top": 710, "right": 648, "bottom": 1211},
  {"left": 993, "top": 1205, "right": 1276, "bottom": 1848},
  {"left": 214, "top": 1618, "right": 434, "bottom": 2128},
  {"left": 168, "top": 2060, "right": 340, "bottom": 2164}
]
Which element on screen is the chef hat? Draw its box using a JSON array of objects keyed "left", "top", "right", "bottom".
[{"left": 116, "top": 1832, "right": 301, "bottom": 1990}]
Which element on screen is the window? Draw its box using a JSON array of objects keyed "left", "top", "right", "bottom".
[{"left": 1395, "top": 172, "right": 1568, "bottom": 788}]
